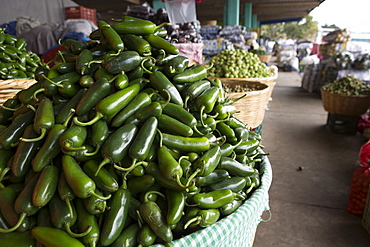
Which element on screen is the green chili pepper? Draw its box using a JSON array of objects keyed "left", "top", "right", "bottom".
[
  {"left": 96, "top": 123, "right": 138, "bottom": 175},
  {"left": 157, "top": 145, "right": 189, "bottom": 188},
  {"left": 0, "top": 109, "right": 35, "bottom": 150},
  {"left": 31, "top": 226, "right": 85, "bottom": 247},
  {"left": 111, "top": 92, "right": 152, "bottom": 127},
  {"left": 10, "top": 174, "right": 41, "bottom": 233},
  {"left": 75, "top": 77, "right": 113, "bottom": 116},
  {"left": 79, "top": 74, "right": 94, "bottom": 87},
  {"left": 49, "top": 193, "right": 92, "bottom": 237},
  {"left": 87, "top": 119, "right": 110, "bottom": 155},
  {"left": 220, "top": 199, "right": 243, "bottom": 216},
  {"left": 82, "top": 189, "right": 107, "bottom": 215},
  {"left": 55, "top": 88, "right": 86, "bottom": 124},
  {"left": 36, "top": 207, "right": 52, "bottom": 228},
  {"left": 126, "top": 174, "right": 155, "bottom": 197},
  {"left": 191, "top": 189, "right": 238, "bottom": 209},
  {"left": 114, "top": 72, "right": 129, "bottom": 89},
  {"left": 137, "top": 223, "right": 157, "bottom": 246},
  {"left": 173, "top": 65, "right": 207, "bottom": 84},
  {"left": 74, "top": 83, "right": 140, "bottom": 126},
  {"left": 139, "top": 191, "right": 173, "bottom": 243},
  {"left": 234, "top": 139, "right": 260, "bottom": 155},
  {"left": 111, "top": 223, "right": 140, "bottom": 247},
  {"left": 157, "top": 114, "right": 193, "bottom": 137},
  {"left": 218, "top": 157, "right": 257, "bottom": 177},
  {"left": 124, "top": 100, "right": 165, "bottom": 126},
  {"left": 161, "top": 133, "right": 210, "bottom": 153},
  {"left": 111, "top": 19, "right": 165, "bottom": 36},
  {"left": 166, "top": 188, "right": 185, "bottom": 226},
  {"left": 145, "top": 33, "right": 179, "bottom": 55},
  {"left": 99, "top": 20, "right": 124, "bottom": 53},
  {"left": 121, "top": 116, "right": 158, "bottom": 175},
  {"left": 93, "top": 65, "right": 113, "bottom": 81},
  {"left": 149, "top": 70, "right": 183, "bottom": 106},
  {"left": 216, "top": 121, "right": 238, "bottom": 144},
  {"left": 163, "top": 55, "right": 189, "bottom": 78},
  {"left": 75, "top": 49, "right": 93, "bottom": 75},
  {"left": 207, "top": 176, "right": 247, "bottom": 193},
  {"left": 59, "top": 125, "right": 87, "bottom": 156},
  {"left": 75, "top": 198, "right": 100, "bottom": 247},
  {"left": 57, "top": 171, "right": 75, "bottom": 220},
  {"left": 57, "top": 62, "right": 76, "bottom": 74},
  {"left": 20, "top": 98, "right": 54, "bottom": 142},
  {"left": 195, "top": 169, "right": 229, "bottom": 187},
  {"left": 0, "top": 230, "right": 37, "bottom": 247},
  {"left": 11, "top": 125, "right": 43, "bottom": 177},
  {"left": 162, "top": 102, "right": 197, "bottom": 128},
  {"left": 32, "top": 165, "right": 59, "bottom": 207},
  {"left": 100, "top": 181, "right": 131, "bottom": 246},
  {"left": 184, "top": 208, "right": 220, "bottom": 229},
  {"left": 0, "top": 186, "right": 30, "bottom": 233},
  {"left": 62, "top": 154, "right": 111, "bottom": 200},
  {"left": 121, "top": 34, "right": 151, "bottom": 56},
  {"left": 195, "top": 86, "right": 220, "bottom": 117},
  {"left": 192, "top": 145, "right": 222, "bottom": 177},
  {"left": 103, "top": 51, "right": 142, "bottom": 75},
  {"left": 145, "top": 162, "right": 190, "bottom": 192},
  {"left": 82, "top": 159, "right": 119, "bottom": 193}
]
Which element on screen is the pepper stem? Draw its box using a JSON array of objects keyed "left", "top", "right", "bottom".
[
  {"left": 84, "top": 145, "right": 100, "bottom": 157},
  {"left": 245, "top": 182, "right": 256, "bottom": 194},
  {"left": 0, "top": 213, "right": 26, "bottom": 233},
  {"left": 0, "top": 167, "right": 10, "bottom": 183},
  {"left": 184, "top": 216, "right": 201, "bottom": 229},
  {"left": 95, "top": 158, "right": 110, "bottom": 176},
  {"left": 19, "top": 128, "right": 46, "bottom": 142},
  {"left": 65, "top": 198, "right": 74, "bottom": 219},
  {"left": 0, "top": 105, "right": 20, "bottom": 111},
  {"left": 73, "top": 111, "right": 103, "bottom": 126},
  {"left": 65, "top": 222, "right": 92, "bottom": 238},
  {"left": 90, "top": 190, "right": 111, "bottom": 200}
]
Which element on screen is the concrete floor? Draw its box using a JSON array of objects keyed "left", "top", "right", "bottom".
[{"left": 252, "top": 69, "right": 370, "bottom": 247}]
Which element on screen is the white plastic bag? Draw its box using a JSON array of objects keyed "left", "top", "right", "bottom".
[{"left": 165, "top": 0, "right": 197, "bottom": 24}]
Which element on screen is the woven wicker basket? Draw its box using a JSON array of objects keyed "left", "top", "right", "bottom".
[
  {"left": 0, "top": 79, "right": 37, "bottom": 104},
  {"left": 153, "top": 149, "right": 272, "bottom": 247},
  {"left": 218, "top": 65, "right": 278, "bottom": 102},
  {"left": 223, "top": 80, "right": 270, "bottom": 128},
  {"left": 257, "top": 54, "right": 272, "bottom": 64},
  {"left": 320, "top": 88, "right": 370, "bottom": 116}
]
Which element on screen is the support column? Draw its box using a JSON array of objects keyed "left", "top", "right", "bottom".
[
  {"left": 224, "top": 0, "right": 240, "bottom": 26},
  {"left": 152, "top": 0, "right": 166, "bottom": 10},
  {"left": 252, "top": 14, "right": 260, "bottom": 28},
  {"left": 243, "top": 3, "right": 252, "bottom": 28}
]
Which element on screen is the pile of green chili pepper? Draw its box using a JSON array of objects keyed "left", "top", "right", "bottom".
[
  {"left": 0, "top": 28, "right": 41, "bottom": 79},
  {"left": 0, "top": 16, "right": 267, "bottom": 247}
]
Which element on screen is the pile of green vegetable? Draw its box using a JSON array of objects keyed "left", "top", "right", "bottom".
[
  {"left": 0, "top": 16, "right": 266, "bottom": 247},
  {"left": 321, "top": 75, "right": 370, "bottom": 95},
  {"left": 207, "top": 48, "right": 274, "bottom": 79},
  {"left": 0, "top": 28, "right": 41, "bottom": 80}
]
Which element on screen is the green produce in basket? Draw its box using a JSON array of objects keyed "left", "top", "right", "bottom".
[
  {"left": 321, "top": 75, "right": 370, "bottom": 95},
  {"left": 0, "top": 28, "right": 42, "bottom": 79},
  {"left": 207, "top": 48, "right": 274, "bottom": 78},
  {"left": 0, "top": 16, "right": 268, "bottom": 246}
]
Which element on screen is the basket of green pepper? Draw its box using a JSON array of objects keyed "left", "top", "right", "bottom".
[
  {"left": 0, "top": 17, "right": 272, "bottom": 247},
  {"left": 321, "top": 75, "right": 370, "bottom": 116}
]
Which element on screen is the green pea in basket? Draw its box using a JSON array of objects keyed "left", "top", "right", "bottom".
[{"left": 153, "top": 150, "right": 272, "bottom": 247}]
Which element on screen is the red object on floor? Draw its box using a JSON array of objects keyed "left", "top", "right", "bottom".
[{"left": 40, "top": 45, "right": 68, "bottom": 67}]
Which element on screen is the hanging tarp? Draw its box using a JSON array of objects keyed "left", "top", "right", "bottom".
[{"left": 0, "top": 0, "right": 78, "bottom": 25}]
